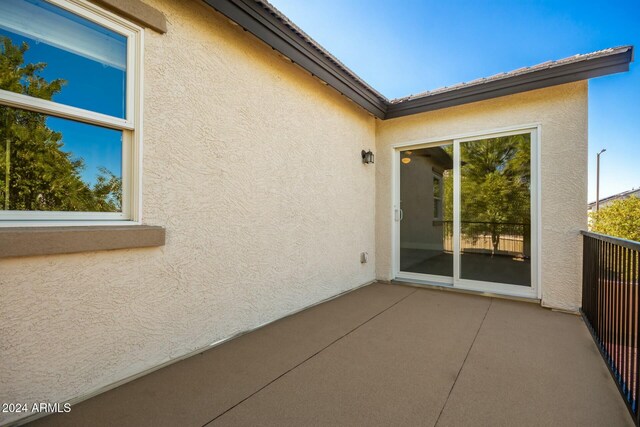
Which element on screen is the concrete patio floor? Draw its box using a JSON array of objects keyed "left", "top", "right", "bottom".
[{"left": 31, "top": 283, "right": 632, "bottom": 426}]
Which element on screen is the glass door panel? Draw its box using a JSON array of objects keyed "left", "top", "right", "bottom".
[
  {"left": 458, "top": 133, "right": 532, "bottom": 286},
  {"left": 399, "top": 144, "right": 454, "bottom": 278}
]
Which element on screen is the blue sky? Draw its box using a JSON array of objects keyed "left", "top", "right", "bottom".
[{"left": 271, "top": 0, "right": 640, "bottom": 202}]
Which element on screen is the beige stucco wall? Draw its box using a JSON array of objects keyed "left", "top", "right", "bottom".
[
  {"left": 0, "top": 0, "right": 376, "bottom": 423},
  {"left": 376, "top": 81, "right": 588, "bottom": 311},
  {"left": 0, "top": 1, "right": 591, "bottom": 423}
]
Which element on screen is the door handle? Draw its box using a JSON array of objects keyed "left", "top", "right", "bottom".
[{"left": 395, "top": 209, "right": 404, "bottom": 221}]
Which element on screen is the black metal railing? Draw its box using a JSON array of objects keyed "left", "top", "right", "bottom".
[{"left": 581, "top": 230, "right": 640, "bottom": 423}]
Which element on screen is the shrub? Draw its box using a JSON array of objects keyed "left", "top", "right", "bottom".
[{"left": 590, "top": 196, "right": 640, "bottom": 242}]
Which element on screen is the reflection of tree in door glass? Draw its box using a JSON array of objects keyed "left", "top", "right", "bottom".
[{"left": 460, "top": 134, "right": 531, "bottom": 286}]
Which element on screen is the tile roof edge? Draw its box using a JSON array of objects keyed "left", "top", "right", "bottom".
[{"left": 390, "top": 46, "right": 634, "bottom": 105}]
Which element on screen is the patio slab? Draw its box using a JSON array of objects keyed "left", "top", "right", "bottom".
[
  {"left": 211, "top": 288, "right": 490, "bottom": 426},
  {"left": 29, "top": 283, "right": 414, "bottom": 427},
  {"left": 436, "top": 298, "right": 631, "bottom": 427},
  {"left": 30, "top": 283, "right": 632, "bottom": 426}
]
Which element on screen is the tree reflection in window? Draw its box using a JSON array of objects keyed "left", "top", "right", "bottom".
[{"left": 0, "top": 37, "right": 122, "bottom": 212}]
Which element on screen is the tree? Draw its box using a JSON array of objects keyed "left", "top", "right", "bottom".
[
  {"left": 0, "top": 36, "right": 121, "bottom": 212},
  {"left": 590, "top": 196, "right": 640, "bottom": 242},
  {"left": 93, "top": 167, "right": 122, "bottom": 211}
]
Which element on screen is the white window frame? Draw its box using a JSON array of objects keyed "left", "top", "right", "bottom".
[
  {"left": 0, "top": 0, "right": 144, "bottom": 226},
  {"left": 432, "top": 171, "right": 443, "bottom": 220}
]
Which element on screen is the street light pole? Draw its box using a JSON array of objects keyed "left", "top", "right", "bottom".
[{"left": 596, "top": 148, "right": 606, "bottom": 212}]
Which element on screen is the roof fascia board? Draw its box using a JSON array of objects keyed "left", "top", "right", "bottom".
[
  {"left": 205, "top": 0, "right": 387, "bottom": 118},
  {"left": 385, "top": 49, "right": 633, "bottom": 118}
]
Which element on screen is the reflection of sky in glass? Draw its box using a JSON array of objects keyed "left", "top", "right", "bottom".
[
  {"left": 0, "top": 0, "right": 126, "bottom": 118},
  {"left": 47, "top": 117, "right": 122, "bottom": 187},
  {"left": 0, "top": 1, "right": 126, "bottom": 192}
]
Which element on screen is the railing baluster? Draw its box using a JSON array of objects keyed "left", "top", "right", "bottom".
[
  {"left": 621, "top": 245, "right": 625, "bottom": 380},
  {"left": 599, "top": 238, "right": 604, "bottom": 344},
  {"left": 592, "top": 236, "right": 597, "bottom": 324},
  {"left": 603, "top": 240, "right": 608, "bottom": 356},
  {"left": 632, "top": 246, "right": 635, "bottom": 410},
  {"left": 584, "top": 236, "right": 589, "bottom": 317},
  {"left": 617, "top": 242, "right": 621, "bottom": 370},
  {"left": 595, "top": 237, "right": 600, "bottom": 331},
  {"left": 618, "top": 244, "right": 622, "bottom": 381},
  {"left": 582, "top": 239, "right": 595, "bottom": 325},
  {"left": 631, "top": 250, "right": 640, "bottom": 425},
  {"left": 612, "top": 241, "right": 616, "bottom": 362},
  {"left": 628, "top": 247, "right": 632, "bottom": 400},
  {"left": 617, "top": 243, "right": 621, "bottom": 370},
  {"left": 625, "top": 246, "right": 628, "bottom": 396},
  {"left": 605, "top": 242, "right": 613, "bottom": 363},
  {"left": 580, "top": 231, "right": 640, "bottom": 423},
  {"left": 584, "top": 236, "right": 590, "bottom": 321},
  {"left": 624, "top": 246, "right": 629, "bottom": 396},
  {"left": 627, "top": 246, "right": 636, "bottom": 402},
  {"left": 632, "top": 247, "right": 637, "bottom": 411},
  {"left": 612, "top": 241, "right": 616, "bottom": 363},
  {"left": 625, "top": 246, "right": 630, "bottom": 398}
]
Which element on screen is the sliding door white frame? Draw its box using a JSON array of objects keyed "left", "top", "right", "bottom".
[{"left": 392, "top": 124, "right": 541, "bottom": 300}]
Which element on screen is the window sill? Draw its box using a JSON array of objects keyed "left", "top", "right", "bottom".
[{"left": 0, "top": 225, "right": 165, "bottom": 258}]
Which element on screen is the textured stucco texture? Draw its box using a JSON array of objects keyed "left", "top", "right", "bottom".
[
  {"left": 0, "top": 0, "right": 376, "bottom": 423},
  {"left": 0, "top": 0, "right": 589, "bottom": 424},
  {"left": 376, "top": 81, "right": 589, "bottom": 311}
]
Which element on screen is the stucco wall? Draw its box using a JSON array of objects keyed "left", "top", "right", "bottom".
[
  {"left": 0, "top": 0, "right": 376, "bottom": 423},
  {"left": 0, "top": 0, "right": 591, "bottom": 422},
  {"left": 375, "top": 81, "right": 588, "bottom": 311}
]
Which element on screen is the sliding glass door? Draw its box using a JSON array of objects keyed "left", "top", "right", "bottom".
[
  {"left": 396, "top": 128, "right": 537, "bottom": 297},
  {"left": 457, "top": 132, "right": 532, "bottom": 288},
  {"left": 399, "top": 143, "right": 454, "bottom": 284}
]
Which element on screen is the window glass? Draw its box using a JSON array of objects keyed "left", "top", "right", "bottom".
[
  {"left": 459, "top": 133, "right": 531, "bottom": 286},
  {"left": 0, "top": 0, "right": 127, "bottom": 118},
  {"left": 433, "top": 174, "right": 442, "bottom": 219},
  {"left": 400, "top": 145, "right": 454, "bottom": 277},
  {"left": 0, "top": 106, "right": 123, "bottom": 212},
  {"left": 433, "top": 175, "right": 441, "bottom": 198}
]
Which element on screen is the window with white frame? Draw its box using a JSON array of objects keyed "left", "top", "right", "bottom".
[
  {"left": 433, "top": 171, "right": 443, "bottom": 220},
  {"left": 0, "top": 0, "right": 142, "bottom": 223}
]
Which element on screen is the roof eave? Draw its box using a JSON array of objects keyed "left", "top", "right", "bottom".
[
  {"left": 204, "top": 0, "right": 388, "bottom": 119},
  {"left": 385, "top": 47, "right": 634, "bottom": 119}
]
